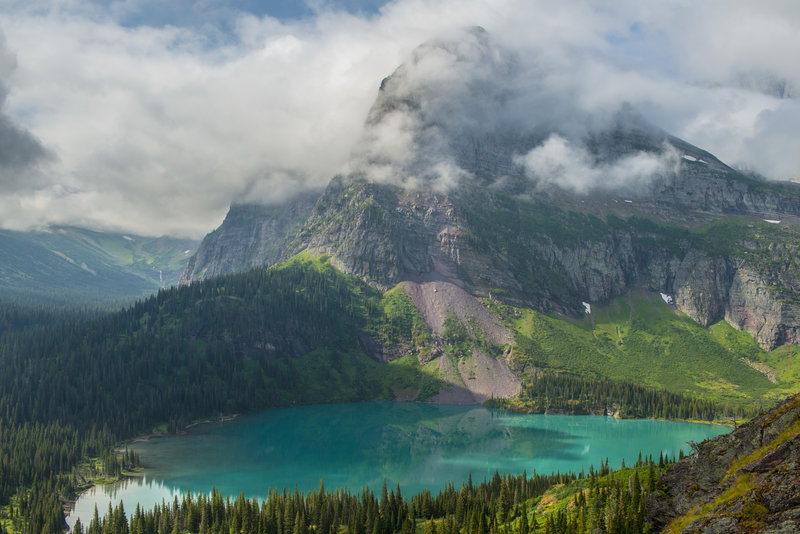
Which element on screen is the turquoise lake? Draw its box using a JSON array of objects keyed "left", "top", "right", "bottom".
[{"left": 67, "top": 402, "right": 729, "bottom": 528}]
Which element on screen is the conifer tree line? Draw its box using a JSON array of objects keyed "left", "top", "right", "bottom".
[
  {"left": 75, "top": 455, "right": 675, "bottom": 534},
  {"left": 503, "top": 373, "right": 754, "bottom": 421},
  {"left": 0, "top": 258, "right": 384, "bottom": 440}
]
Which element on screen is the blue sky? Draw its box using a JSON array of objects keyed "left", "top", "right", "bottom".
[
  {"left": 0, "top": 0, "right": 798, "bottom": 236},
  {"left": 97, "top": 0, "right": 392, "bottom": 47},
  {"left": 108, "top": 0, "right": 391, "bottom": 26}
]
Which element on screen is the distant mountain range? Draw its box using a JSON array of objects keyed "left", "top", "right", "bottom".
[{"left": 0, "top": 226, "right": 198, "bottom": 305}]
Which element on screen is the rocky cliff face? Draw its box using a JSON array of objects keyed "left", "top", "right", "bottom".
[
  {"left": 277, "top": 174, "right": 800, "bottom": 350},
  {"left": 180, "top": 191, "right": 318, "bottom": 284},
  {"left": 647, "top": 393, "right": 800, "bottom": 533},
  {"left": 723, "top": 261, "right": 800, "bottom": 349}
]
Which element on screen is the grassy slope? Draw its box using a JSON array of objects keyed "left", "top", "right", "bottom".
[{"left": 486, "top": 292, "right": 794, "bottom": 409}]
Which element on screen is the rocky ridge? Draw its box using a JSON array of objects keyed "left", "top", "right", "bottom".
[
  {"left": 180, "top": 171, "right": 800, "bottom": 352},
  {"left": 647, "top": 393, "right": 800, "bottom": 533},
  {"left": 270, "top": 175, "right": 799, "bottom": 350},
  {"left": 180, "top": 191, "right": 318, "bottom": 284}
]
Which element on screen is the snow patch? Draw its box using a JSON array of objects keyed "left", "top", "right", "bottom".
[
  {"left": 122, "top": 235, "right": 134, "bottom": 241},
  {"left": 660, "top": 293, "right": 673, "bottom": 305},
  {"left": 80, "top": 262, "right": 97, "bottom": 276},
  {"left": 763, "top": 219, "right": 781, "bottom": 224},
  {"left": 582, "top": 301, "right": 591, "bottom": 314},
  {"left": 682, "top": 155, "right": 707, "bottom": 164}
]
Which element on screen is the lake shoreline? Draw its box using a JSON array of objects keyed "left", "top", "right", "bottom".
[
  {"left": 66, "top": 401, "right": 731, "bottom": 529},
  {"left": 63, "top": 471, "right": 141, "bottom": 526},
  {"left": 72, "top": 401, "right": 731, "bottom": 506},
  {"left": 64, "top": 414, "right": 240, "bottom": 527}
]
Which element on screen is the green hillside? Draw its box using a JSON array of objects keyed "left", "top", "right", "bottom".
[
  {"left": 0, "top": 254, "right": 436, "bottom": 437},
  {"left": 490, "top": 293, "right": 793, "bottom": 409}
]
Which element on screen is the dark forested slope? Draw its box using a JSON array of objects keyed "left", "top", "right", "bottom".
[{"left": 0, "top": 254, "right": 432, "bottom": 438}]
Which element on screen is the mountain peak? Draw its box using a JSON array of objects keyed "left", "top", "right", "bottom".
[
  {"left": 353, "top": 28, "right": 739, "bottom": 196},
  {"left": 182, "top": 30, "right": 800, "bottom": 352}
]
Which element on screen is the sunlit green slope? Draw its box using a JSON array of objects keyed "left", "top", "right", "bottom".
[{"left": 490, "top": 293, "right": 797, "bottom": 409}]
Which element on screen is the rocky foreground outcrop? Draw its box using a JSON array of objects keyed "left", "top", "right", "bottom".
[{"left": 647, "top": 393, "right": 800, "bottom": 533}]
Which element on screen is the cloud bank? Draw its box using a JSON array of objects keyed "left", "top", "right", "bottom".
[{"left": 0, "top": 0, "right": 798, "bottom": 236}]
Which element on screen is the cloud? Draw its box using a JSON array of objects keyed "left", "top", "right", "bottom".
[
  {"left": 348, "top": 26, "right": 525, "bottom": 189},
  {"left": 0, "top": 0, "right": 797, "bottom": 236},
  {"left": 0, "top": 31, "right": 51, "bottom": 194},
  {"left": 515, "top": 134, "right": 680, "bottom": 193},
  {"left": 347, "top": 26, "right": 678, "bottom": 193}
]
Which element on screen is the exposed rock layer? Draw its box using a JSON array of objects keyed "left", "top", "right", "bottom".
[
  {"left": 182, "top": 173, "right": 800, "bottom": 351},
  {"left": 274, "top": 177, "right": 799, "bottom": 350}
]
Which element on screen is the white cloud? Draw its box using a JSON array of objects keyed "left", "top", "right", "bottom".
[
  {"left": 0, "top": 0, "right": 797, "bottom": 236},
  {"left": 515, "top": 134, "right": 680, "bottom": 193}
]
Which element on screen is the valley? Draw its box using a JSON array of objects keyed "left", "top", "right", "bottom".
[{"left": 0, "top": 227, "right": 198, "bottom": 306}]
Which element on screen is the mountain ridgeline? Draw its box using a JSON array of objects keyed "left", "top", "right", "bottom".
[
  {"left": 0, "top": 227, "right": 198, "bottom": 306},
  {"left": 182, "top": 142, "right": 800, "bottom": 353}
]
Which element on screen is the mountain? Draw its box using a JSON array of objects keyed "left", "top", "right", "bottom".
[
  {"left": 0, "top": 226, "right": 198, "bottom": 306},
  {"left": 181, "top": 28, "right": 800, "bottom": 355},
  {"left": 647, "top": 392, "right": 800, "bottom": 532}
]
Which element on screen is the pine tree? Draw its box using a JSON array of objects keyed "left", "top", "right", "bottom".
[{"left": 517, "top": 502, "right": 528, "bottom": 534}]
